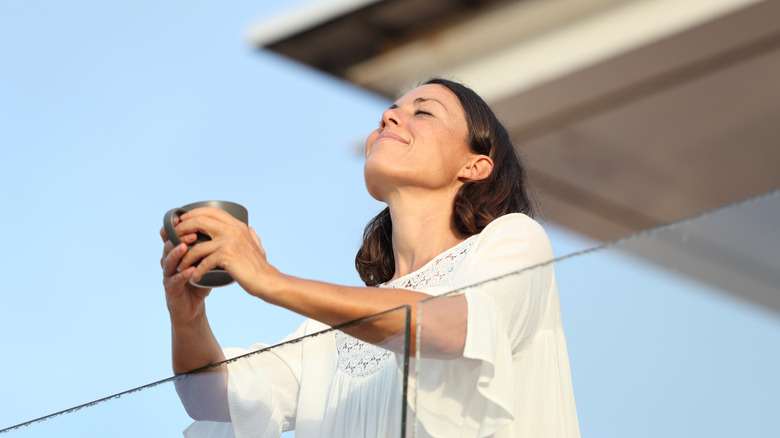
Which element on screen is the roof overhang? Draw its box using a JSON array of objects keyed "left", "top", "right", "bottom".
[{"left": 248, "top": 0, "right": 780, "bottom": 312}]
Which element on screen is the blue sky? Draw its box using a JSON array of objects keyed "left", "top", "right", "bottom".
[{"left": 1, "top": 1, "right": 778, "bottom": 436}]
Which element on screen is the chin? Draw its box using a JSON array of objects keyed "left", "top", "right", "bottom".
[{"left": 363, "top": 171, "right": 386, "bottom": 203}]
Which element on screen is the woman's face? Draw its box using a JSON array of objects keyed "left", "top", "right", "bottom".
[{"left": 363, "top": 84, "right": 475, "bottom": 202}]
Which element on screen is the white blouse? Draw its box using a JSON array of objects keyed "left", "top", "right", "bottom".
[{"left": 183, "top": 213, "right": 580, "bottom": 438}]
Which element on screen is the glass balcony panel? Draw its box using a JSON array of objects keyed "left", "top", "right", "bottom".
[
  {"left": 4, "top": 192, "right": 777, "bottom": 437},
  {"left": 556, "top": 191, "right": 780, "bottom": 437},
  {"left": 1, "top": 305, "right": 411, "bottom": 438},
  {"left": 414, "top": 191, "right": 780, "bottom": 437}
]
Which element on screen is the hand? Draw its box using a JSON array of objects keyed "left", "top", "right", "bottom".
[
  {"left": 172, "top": 207, "right": 281, "bottom": 300},
  {"left": 160, "top": 218, "right": 212, "bottom": 325}
]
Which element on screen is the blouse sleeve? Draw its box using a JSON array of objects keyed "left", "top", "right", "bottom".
[
  {"left": 414, "top": 214, "right": 557, "bottom": 437},
  {"left": 461, "top": 213, "right": 556, "bottom": 353},
  {"left": 183, "top": 322, "right": 307, "bottom": 438}
]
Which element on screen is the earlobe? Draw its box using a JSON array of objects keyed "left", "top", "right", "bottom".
[{"left": 462, "top": 155, "right": 494, "bottom": 181}]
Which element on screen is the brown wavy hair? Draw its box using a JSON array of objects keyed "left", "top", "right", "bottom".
[{"left": 355, "top": 78, "right": 535, "bottom": 286}]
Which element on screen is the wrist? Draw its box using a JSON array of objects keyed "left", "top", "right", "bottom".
[
  {"left": 168, "top": 305, "right": 207, "bottom": 331},
  {"left": 247, "top": 269, "right": 291, "bottom": 304}
]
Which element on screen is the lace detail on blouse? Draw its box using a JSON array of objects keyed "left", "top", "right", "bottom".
[
  {"left": 389, "top": 239, "right": 474, "bottom": 290},
  {"left": 335, "top": 331, "right": 392, "bottom": 378},
  {"left": 336, "top": 238, "right": 475, "bottom": 378}
]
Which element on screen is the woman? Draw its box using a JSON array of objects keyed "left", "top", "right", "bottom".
[{"left": 161, "top": 78, "right": 580, "bottom": 437}]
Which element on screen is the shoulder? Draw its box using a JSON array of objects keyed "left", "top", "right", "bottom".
[
  {"left": 466, "top": 213, "right": 554, "bottom": 269},
  {"left": 482, "top": 213, "right": 545, "bottom": 235},
  {"left": 452, "top": 213, "right": 554, "bottom": 287},
  {"left": 480, "top": 214, "right": 552, "bottom": 252}
]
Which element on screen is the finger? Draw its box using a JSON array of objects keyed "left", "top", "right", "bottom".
[
  {"left": 160, "top": 216, "right": 182, "bottom": 241},
  {"left": 181, "top": 207, "right": 241, "bottom": 224},
  {"left": 161, "top": 240, "right": 175, "bottom": 267},
  {"left": 248, "top": 227, "right": 261, "bottom": 246},
  {"left": 162, "top": 243, "right": 188, "bottom": 277},
  {"left": 177, "top": 209, "right": 251, "bottom": 245},
  {"left": 179, "top": 232, "right": 199, "bottom": 244},
  {"left": 161, "top": 232, "right": 198, "bottom": 265},
  {"left": 164, "top": 266, "right": 196, "bottom": 294},
  {"left": 174, "top": 215, "right": 222, "bottom": 240},
  {"left": 162, "top": 222, "right": 200, "bottom": 247},
  {"left": 189, "top": 251, "right": 223, "bottom": 285},
  {"left": 177, "top": 239, "right": 220, "bottom": 273},
  {"left": 161, "top": 231, "right": 198, "bottom": 248}
]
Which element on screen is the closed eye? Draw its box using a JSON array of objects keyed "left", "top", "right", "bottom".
[{"left": 415, "top": 110, "right": 432, "bottom": 116}]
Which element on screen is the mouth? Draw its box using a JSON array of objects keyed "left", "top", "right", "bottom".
[{"left": 375, "top": 132, "right": 409, "bottom": 144}]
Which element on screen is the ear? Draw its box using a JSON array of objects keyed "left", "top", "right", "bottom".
[{"left": 460, "top": 154, "right": 494, "bottom": 182}]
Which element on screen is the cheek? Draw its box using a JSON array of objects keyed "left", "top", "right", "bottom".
[{"left": 364, "top": 130, "right": 379, "bottom": 157}]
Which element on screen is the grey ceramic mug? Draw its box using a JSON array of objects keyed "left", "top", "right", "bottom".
[{"left": 163, "top": 200, "right": 248, "bottom": 288}]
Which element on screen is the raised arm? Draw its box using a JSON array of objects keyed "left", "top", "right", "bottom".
[
  {"left": 161, "top": 223, "right": 229, "bottom": 421},
  {"left": 161, "top": 224, "right": 227, "bottom": 374}
]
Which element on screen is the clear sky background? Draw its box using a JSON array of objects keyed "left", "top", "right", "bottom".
[{"left": 1, "top": 1, "right": 778, "bottom": 437}]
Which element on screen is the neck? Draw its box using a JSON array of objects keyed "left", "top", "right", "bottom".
[{"left": 386, "top": 189, "right": 468, "bottom": 280}]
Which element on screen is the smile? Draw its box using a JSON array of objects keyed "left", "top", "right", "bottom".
[{"left": 375, "top": 132, "right": 409, "bottom": 144}]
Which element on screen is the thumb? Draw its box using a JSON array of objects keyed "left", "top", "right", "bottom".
[{"left": 249, "top": 227, "right": 266, "bottom": 257}]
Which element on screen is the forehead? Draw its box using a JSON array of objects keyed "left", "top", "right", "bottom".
[{"left": 395, "top": 84, "right": 463, "bottom": 113}]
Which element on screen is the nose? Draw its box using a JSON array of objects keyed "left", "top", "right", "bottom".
[{"left": 380, "top": 108, "right": 400, "bottom": 129}]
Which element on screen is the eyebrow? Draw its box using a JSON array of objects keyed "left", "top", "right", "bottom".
[{"left": 388, "top": 97, "right": 447, "bottom": 111}]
